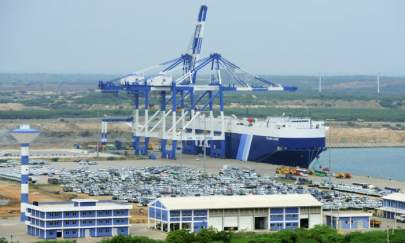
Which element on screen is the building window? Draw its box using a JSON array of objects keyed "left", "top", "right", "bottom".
[
  {"left": 170, "top": 210, "right": 180, "bottom": 217},
  {"left": 285, "top": 208, "right": 299, "bottom": 214},
  {"left": 270, "top": 214, "right": 283, "bottom": 221},
  {"left": 285, "top": 214, "right": 299, "bottom": 221},
  {"left": 270, "top": 223, "right": 283, "bottom": 231},
  {"left": 285, "top": 222, "right": 298, "bottom": 229},
  {"left": 270, "top": 208, "right": 283, "bottom": 214},
  {"left": 182, "top": 210, "right": 192, "bottom": 216},
  {"left": 194, "top": 210, "right": 207, "bottom": 216}
]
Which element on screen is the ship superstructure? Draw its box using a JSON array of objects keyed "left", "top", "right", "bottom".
[{"left": 183, "top": 116, "right": 325, "bottom": 168}]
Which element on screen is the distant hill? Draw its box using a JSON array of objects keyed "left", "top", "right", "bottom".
[{"left": 1, "top": 73, "right": 405, "bottom": 97}]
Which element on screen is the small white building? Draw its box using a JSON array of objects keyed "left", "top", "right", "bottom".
[
  {"left": 147, "top": 194, "right": 322, "bottom": 232},
  {"left": 378, "top": 193, "right": 405, "bottom": 219},
  {"left": 324, "top": 211, "right": 372, "bottom": 231}
]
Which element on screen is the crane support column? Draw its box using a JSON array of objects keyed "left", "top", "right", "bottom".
[
  {"left": 143, "top": 87, "right": 150, "bottom": 155},
  {"left": 132, "top": 93, "right": 140, "bottom": 155},
  {"left": 219, "top": 85, "right": 225, "bottom": 158},
  {"left": 180, "top": 90, "right": 185, "bottom": 130},
  {"left": 190, "top": 90, "right": 197, "bottom": 153},
  {"left": 208, "top": 91, "right": 214, "bottom": 137},
  {"left": 208, "top": 91, "right": 214, "bottom": 155},
  {"left": 160, "top": 91, "right": 167, "bottom": 158},
  {"left": 170, "top": 82, "right": 177, "bottom": 159}
]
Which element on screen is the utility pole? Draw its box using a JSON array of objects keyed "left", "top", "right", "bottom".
[
  {"left": 393, "top": 207, "right": 397, "bottom": 233},
  {"left": 387, "top": 226, "right": 390, "bottom": 243}
]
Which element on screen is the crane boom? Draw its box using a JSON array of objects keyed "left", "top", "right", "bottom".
[
  {"left": 191, "top": 5, "right": 208, "bottom": 63},
  {"left": 189, "top": 5, "right": 208, "bottom": 83}
]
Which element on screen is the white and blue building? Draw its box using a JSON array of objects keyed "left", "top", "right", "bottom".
[
  {"left": 25, "top": 199, "right": 132, "bottom": 239},
  {"left": 324, "top": 211, "right": 371, "bottom": 231},
  {"left": 147, "top": 194, "right": 322, "bottom": 232},
  {"left": 379, "top": 193, "right": 405, "bottom": 219}
]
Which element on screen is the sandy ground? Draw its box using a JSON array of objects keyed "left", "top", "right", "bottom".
[
  {"left": 0, "top": 180, "right": 147, "bottom": 223},
  {"left": 329, "top": 126, "right": 405, "bottom": 147},
  {"left": 1, "top": 119, "right": 405, "bottom": 148},
  {"left": 0, "top": 181, "right": 72, "bottom": 218}
]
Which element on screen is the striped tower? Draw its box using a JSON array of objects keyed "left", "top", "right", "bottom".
[
  {"left": 101, "top": 120, "right": 108, "bottom": 145},
  {"left": 10, "top": 125, "right": 40, "bottom": 222}
]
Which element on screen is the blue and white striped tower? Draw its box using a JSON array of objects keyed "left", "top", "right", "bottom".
[{"left": 10, "top": 125, "right": 40, "bottom": 222}]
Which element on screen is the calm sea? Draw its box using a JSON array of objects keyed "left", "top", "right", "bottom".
[{"left": 314, "top": 147, "right": 405, "bottom": 181}]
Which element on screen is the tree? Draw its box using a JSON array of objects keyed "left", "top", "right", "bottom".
[{"left": 166, "top": 229, "right": 195, "bottom": 243}]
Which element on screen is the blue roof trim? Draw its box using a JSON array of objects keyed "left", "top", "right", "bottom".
[{"left": 11, "top": 129, "right": 40, "bottom": 133}]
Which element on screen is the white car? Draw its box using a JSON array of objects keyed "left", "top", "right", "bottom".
[{"left": 395, "top": 214, "right": 405, "bottom": 223}]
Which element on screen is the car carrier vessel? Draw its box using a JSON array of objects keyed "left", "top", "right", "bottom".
[{"left": 182, "top": 116, "right": 326, "bottom": 168}]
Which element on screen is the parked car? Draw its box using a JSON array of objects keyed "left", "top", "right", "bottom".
[{"left": 395, "top": 214, "right": 405, "bottom": 223}]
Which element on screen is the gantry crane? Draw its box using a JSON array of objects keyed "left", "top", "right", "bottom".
[{"left": 98, "top": 5, "right": 296, "bottom": 159}]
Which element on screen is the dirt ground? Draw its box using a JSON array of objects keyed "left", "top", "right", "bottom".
[
  {"left": 1, "top": 119, "right": 405, "bottom": 149},
  {"left": 0, "top": 181, "right": 72, "bottom": 218},
  {"left": 329, "top": 126, "right": 405, "bottom": 147},
  {"left": 0, "top": 180, "right": 147, "bottom": 222}
]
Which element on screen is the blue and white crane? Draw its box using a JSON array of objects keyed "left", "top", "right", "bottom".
[{"left": 98, "top": 5, "right": 296, "bottom": 160}]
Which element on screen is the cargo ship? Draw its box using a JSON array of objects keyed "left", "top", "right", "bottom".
[{"left": 182, "top": 116, "right": 326, "bottom": 168}]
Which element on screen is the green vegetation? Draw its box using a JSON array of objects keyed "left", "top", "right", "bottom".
[
  {"left": 99, "top": 235, "right": 162, "bottom": 243},
  {"left": 35, "top": 240, "right": 76, "bottom": 243},
  {"left": 1, "top": 105, "right": 405, "bottom": 122},
  {"left": 97, "top": 226, "right": 405, "bottom": 243},
  {"left": 2, "top": 73, "right": 405, "bottom": 122},
  {"left": 0, "top": 109, "right": 131, "bottom": 119},
  {"left": 227, "top": 107, "right": 405, "bottom": 122}
]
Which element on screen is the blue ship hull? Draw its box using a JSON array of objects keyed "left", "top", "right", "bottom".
[{"left": 183, "top": 132, "right": 326, "bottom": 168}]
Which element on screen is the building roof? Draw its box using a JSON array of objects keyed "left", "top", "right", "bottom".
[
  {"left": 72, "top": 199, "right": 99, "bottom": 202},
  {"left": 377, "top": 207, "right": 405, "bottom": 215},
  {"left": 382, "top": 193, "right": 405, "bottom": 202},
  {"left": 27, "top": 200, "right": 132, "bottom": 212},
  {"left": 152, "top": 194, "right": 322, "bottom": 210},
  {"left": 324, "top": 210, "right": 372, "bottom": 217}
]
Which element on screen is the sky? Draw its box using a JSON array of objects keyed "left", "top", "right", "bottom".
[{"left": 0, "top": 0, "right": 404, "bottom": 75}]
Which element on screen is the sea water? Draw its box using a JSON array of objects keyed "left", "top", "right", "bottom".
[{"left": 314, "top": 147, "right": 405, "bottom": 181}]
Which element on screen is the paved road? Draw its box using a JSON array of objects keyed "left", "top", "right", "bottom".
[{"left": 0, "top": 149, "right": 117, "bottom": 159}]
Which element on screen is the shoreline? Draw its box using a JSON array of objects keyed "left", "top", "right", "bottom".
[
  {"left": 2, "top": 144, "right": 405, "bottom": 150},
  {"left": 329, "top": 144, "right": 405, "bottom": 148}
]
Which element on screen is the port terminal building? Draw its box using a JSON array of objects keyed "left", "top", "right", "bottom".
[
  {"left": 324, "top": 211, "right": 371, "bottom": 231},
  {"left": 378, "top": 193, "right": 405, "bottom": 219},
  {"left": 147, "top": 194, "right": 322, "bottom": 232},
  {"left": 25, "top": 199, "right": 132, "bottom": 239}
]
